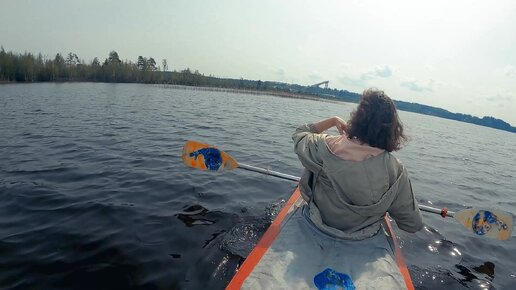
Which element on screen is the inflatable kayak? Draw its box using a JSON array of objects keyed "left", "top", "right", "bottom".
[{"left": 226, "top": 187, "right": 414, "bottom": 290}]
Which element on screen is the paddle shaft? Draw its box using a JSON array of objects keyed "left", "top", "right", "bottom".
[
  {"left": 419, "top": 204, "right": 455, "bottom": 218},
  {"left": 238, "top": 163, "right": 300, "bottom": 182},
  {"left": 239, "top": 163, "right": 455, "bottom": 218}
]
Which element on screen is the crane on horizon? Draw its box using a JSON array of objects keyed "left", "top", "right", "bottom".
[{"left": 310, "top": 81, "right": 329, "bottom": 89}]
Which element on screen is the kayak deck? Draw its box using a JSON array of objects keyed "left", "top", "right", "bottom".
[{"left": 226, "top": 188, "right": 414, "bottom": 290}]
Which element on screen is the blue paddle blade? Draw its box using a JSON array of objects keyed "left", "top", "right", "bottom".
[
  {"left": 182, "top": 140, "right": 238, "bottom": 171},
  {"left": 455, "top": 208, "right": 513, "bottom": 240}
]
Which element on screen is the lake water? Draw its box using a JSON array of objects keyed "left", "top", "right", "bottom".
[{"left": 0, "top": 83, "right": 515, "bottom": 290}]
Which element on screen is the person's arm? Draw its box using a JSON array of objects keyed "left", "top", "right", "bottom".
[
  {"left": 292, "top": 116, "right": 347, "bottom": 172},
  {"left": 292, "top": 123, "right": 324, "bottom": 172},
  {"left": 312, "top": 116, "right": 347, "bottom": 134},
  {"left": 388, "top": 168, "right": 424, "bottom": 233}
]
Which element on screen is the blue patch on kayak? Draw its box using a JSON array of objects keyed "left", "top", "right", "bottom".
[
  {"left": 314, "top": 268, "right": 356, "bottom": 290},
  {"left": 189, "top": 148, "right": 222, "bottom": 170}
]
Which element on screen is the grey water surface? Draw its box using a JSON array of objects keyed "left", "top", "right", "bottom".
[{"left": 0, "top": 83, "right": 515, "bottom": 289}]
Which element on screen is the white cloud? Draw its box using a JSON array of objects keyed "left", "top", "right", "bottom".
[
  {"left": 486, "top": 94, "right": 513, "bottom": 103},
  {"left": 504, "top": 65, "right": 516, "bottom": 77},
  {"left": 336, "top": 65, "right": 393, "bottom": 87},
  {"left": 271, "top": 67, "right": 287, "bottom": 81},
  {"left": 273, "top": 68, "right": 285, "bottom": 76},
  {"left": 361, "top": 65, "right": 393, "bottom": 80},
  {"left": 400, "top": 79, "right": 434, "bottom": 93},
  {"left": 308, "top": 71, "right": 322, "bottom": 82},
  {"left": 336, "top": 75, "right": 366, "bottom": 87},
  {"left": 373, "top": 65, "right": 393, "bottom": 78}
]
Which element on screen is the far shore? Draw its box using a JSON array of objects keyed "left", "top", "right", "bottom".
[{"left": 159, "top": 84, "right": 348, "bottom": 105}]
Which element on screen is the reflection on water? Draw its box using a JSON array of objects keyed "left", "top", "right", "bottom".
[
  {"left": 175, "top": 204, "right": 216, "bottom": 227},
  {"left": 397, "top": 223, "right": 502, "bottom": 289},
  {"left": 473, "top": 262, "right": 495, "bottom": 279},
  {"left": 427, "top": 239, "right": 462, "bottom": 258}
]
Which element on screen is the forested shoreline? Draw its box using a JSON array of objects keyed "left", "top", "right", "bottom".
[{"left": 1, "top": 46, "right": 514, "bottom": 133}]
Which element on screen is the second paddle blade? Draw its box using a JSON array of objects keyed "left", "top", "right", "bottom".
[
  {"left": 455, "top": 208, "right": 513, "bottom": 240},
  {"left": 182, "top": 140, "right": 238, "bottom": 171}
]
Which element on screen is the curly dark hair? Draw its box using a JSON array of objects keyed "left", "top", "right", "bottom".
[{"left": 346, "top": 88, "right": 407, "bottom": 152}]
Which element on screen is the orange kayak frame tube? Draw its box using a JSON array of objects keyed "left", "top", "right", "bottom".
[{"left": 226, "top": 188, "right": 301, "bottom": 289}]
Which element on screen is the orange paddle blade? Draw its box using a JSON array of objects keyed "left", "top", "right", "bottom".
[{"left": 182, "top": 140, "right": 238, "bottom": 171}]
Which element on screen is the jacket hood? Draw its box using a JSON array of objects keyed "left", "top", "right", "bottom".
[{"left": 332, "top": 168, "right": 406, "bottom": 217}]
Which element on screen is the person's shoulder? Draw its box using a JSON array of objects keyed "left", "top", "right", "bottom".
[
  {"left": 384, "top": 151, "right": 402, "bottom": 164},
  {"left": 383, "top": 152, "right": 407, "bottom": 175},
  {"left": 324, "top": 134, "right": 342, "bottom": 146}
]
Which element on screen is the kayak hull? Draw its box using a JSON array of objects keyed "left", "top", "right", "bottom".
[{"left": 226, "top": 188, "right": 414, "bottom": 290}]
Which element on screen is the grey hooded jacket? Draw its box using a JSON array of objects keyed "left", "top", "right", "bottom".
[{"left": 293, "top": 124, "right": 423, "bottom": 240}]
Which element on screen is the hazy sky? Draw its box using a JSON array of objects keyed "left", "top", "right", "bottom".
[{"left": 2, "top": 0, "right": 516, "bottom": 125}]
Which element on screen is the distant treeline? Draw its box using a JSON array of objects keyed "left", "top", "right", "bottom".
[
  {"left": 394, "top": 100, "right": 515, "bottom": 133},
  {"left": 0, "top": 47, "right": 280, "bottom": 88},
  {"left": 0, "top": 46, "right": 514, "bottom": 133}
]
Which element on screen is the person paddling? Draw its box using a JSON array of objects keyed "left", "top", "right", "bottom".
[{"left": 293, "top": 88, "right": 423, "bottom": 240}]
